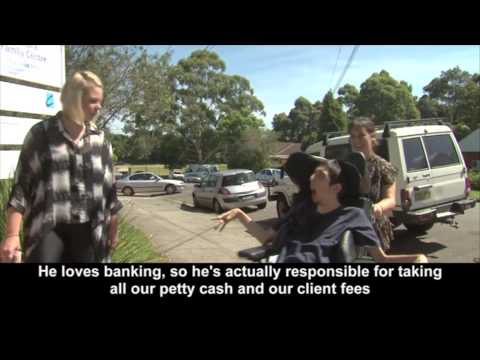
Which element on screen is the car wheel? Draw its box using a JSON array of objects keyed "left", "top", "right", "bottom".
[
  {"left": 404, "top": 222, "right": 435, "bottom": 234},
  {"left": 213, "top": 199, "right": 223, "bottom": 214},
  {"left": 122, "top": 187, "right": 134, "bottom": 196},
  {"left": 276, "top": 195, "right": 290, "bottom": 218},
  {"left": 257, "top": 203, "right": 267, "bottom": 210},
  {"left": 166, "top": 185, "right": 176, "bottom": 195}
]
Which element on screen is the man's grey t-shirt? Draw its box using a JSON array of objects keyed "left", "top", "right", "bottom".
[{"left": 273, "top": 203, "right": 380, "bottom": 263}]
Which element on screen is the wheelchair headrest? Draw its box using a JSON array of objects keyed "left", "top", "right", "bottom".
[{"left": 345, "top": 151, "right": 367, "bottom": 177}]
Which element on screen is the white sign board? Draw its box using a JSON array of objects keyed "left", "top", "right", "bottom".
[
  {"left": 0, "top": 45, "right": 65, "bottom": 88},
  {"left": 0, "top": 81, "right": 61, "bottom": 116},
  {"left": 0, "top": 45, "right": 65, "bottom": 179},
  {"left": 0, "top": 150, "right": 20, "bottom": 179},
  {"left": 0, "top": 116, "right": 41, "bottom": 145}
]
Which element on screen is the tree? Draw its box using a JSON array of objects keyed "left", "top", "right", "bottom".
[
  {"left": 416, "top": 95, "right": 448, "bottom": 119},
  {"left": 226, "top": 128, "right": 277, "bottom": 172},
  {"left": 318, "top": 91, "right": 347, "bottom": 134},
  {"left": 337, "top": 83, "right": 359, "bottom": 117},
  {"left": 109, "top": 133, "right": 131, "bottom": 163},
  {"left": 127, "top": 130, "right": 156, "bottom": 164},
  {"left": 272, "top": 97, "right": 321, "bottom": 144},
  {"left": 174, "top": 50, "right": 265, "bottom": 163},
  {"left": 272, "top": 112, "right": 292, "bottom": 141},
  {"left": 424, "top": 67, "right": 480, "bottom": 129},
  {"left": 66, "top": 45, "right": 144, "bottom": 130},
  {"left": 123, "top": 50, "right": 177, "bottom": 134},
  {"left": 150, "top": 132, "right": 188, "bottom": 170},
  {"left": 356, "top": 70, "right": 420, "bottom": 124},
  {"left": 288, "top": 97, "right": 314, "bottom": 142}
]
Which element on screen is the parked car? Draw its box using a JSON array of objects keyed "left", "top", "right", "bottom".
[
  {"left": 192, "top": 169, "right": 267, "bottom": 213},
  {"left": 116, "top": 172, "right": 185, "bottom": 196},
  {"left": 114, "top": 172, "right": 128, "bottom": 181},
  {"left": 256, "top": 168, "right": 283, "bottom": 186},
  {"left": 271, "top": 119, "right": 476, "bottom": 234},
  {"left": 184, "top": 165, "right": 219, "bottom": 183},
  {"left": 169, "top": 169, "right": 185, "bottom": 181}
]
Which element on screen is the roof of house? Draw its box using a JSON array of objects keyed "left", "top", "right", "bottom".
[
  {"left": 272, "top": 142, "right": 302, "bottom": 156},
  {"left": 459, "top": 128, "right": 480, "bottom": 152}
]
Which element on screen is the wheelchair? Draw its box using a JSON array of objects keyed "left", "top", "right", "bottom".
[{"left": 238, "top": 151, "right": 375, "bottom": 263}]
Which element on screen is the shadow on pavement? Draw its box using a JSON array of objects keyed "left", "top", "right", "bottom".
[
  {"left": 119, "top": 193, "right": 178, "bottom": 198},
  {"left": 389, "top": 229, "right": 447, "bottom": 259},
  {"left": 179, "top": 202, "right": 213, "bottom": 214}
]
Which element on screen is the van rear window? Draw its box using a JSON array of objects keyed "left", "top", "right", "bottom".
[
  {"left": 403, "top": 138, "right": 429, "bottom": 172},
  {"left": 423, "top": 134, "right": 460, "bottom": 168}
]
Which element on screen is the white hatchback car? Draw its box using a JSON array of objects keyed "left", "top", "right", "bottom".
[
  {"left": 192, "top": 169, "right": 267, "bottom": 213},
  {"left": 116, "top": 172, "right": 185, "bottom": 196}
]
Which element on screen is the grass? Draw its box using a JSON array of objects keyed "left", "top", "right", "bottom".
[
  {"left": 112, "top": 213, "right": 166, "bottom": 263},
  {"left": 0, "top": 179, "right": 24, "bottom": 247},
  {"left": 469, "top": 190, "right": 480, "bottom": 201}
]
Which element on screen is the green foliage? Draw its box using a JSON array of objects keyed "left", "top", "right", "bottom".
[
  {"left": 225, "top": 128, "right": 277, "bottom": 172},
  {"left": 469, "top": 170, "right": 480, "bottom": 191},
  {"left": 337, "top": 83, "right": 359, "bottom": 117},
  {"left": 65, "top": 45, "right": 144, "bottom": 130},
  {"left": 174, "top": 50, "right": 265, "bottom": 163},
  {"left": 319, "top": 91, "right": 347, "bottom": 133},
  {"left": 423, "top": 67, "right": 480, "bottom": 129},
  {"left": 356, "top": 70, "right": 420, "bottom": 124},
  {"left": 112, "top": 212, "right": 165, "bottom": 263}
]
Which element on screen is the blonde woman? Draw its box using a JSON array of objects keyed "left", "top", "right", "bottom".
[{"left": 0, "top": 71, "right": 122, "bottom": 262}]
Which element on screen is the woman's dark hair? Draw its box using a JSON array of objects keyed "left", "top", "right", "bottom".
[{"left": 348, "top": 116, "right": 378, "bottom": 147}]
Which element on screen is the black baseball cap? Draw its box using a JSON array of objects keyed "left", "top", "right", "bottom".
[{"left": 284, "top": 152, "right": 361, "bottom": 201}]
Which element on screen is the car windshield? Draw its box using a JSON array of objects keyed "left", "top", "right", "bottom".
[{"left": 222, "top": 172, "right": 256, "bottom": 186}]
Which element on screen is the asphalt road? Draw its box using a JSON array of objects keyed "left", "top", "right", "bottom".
[{"left": 119, "top": 183, "right": 480, "bottom": 263}]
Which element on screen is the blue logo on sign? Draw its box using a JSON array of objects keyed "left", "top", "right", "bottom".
[{"left": 46, "top": 92, "right": 54, "bottom": 108}]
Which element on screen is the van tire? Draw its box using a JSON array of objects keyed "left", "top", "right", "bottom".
[
  {"left": 404, "top": 222, "right": 435, "bottom": 234},
  {"left": 257, "top": 203, "right": 267, "bottom": 210}
]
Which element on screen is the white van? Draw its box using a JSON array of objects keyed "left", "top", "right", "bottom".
[{"left": 270, "top": 119, "right": 476, "bottom": 234}]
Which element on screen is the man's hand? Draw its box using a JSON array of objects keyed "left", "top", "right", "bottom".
[
  {"left": 212, "top": 208, "right": 242, "bottom": 232},
  {"left": 0, "top": 235, "right": 21, "bottom": 263}
]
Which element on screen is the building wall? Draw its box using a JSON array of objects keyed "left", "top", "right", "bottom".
[{"left": 463, "top": 152, "right": 480, "bottom": 169}]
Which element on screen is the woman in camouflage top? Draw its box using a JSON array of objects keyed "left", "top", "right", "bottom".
[{"left": 349, "top": 117, "right": 398, "bottom": 251}]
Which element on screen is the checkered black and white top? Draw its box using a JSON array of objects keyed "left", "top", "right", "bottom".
[{"left": 8, "top": 112, "right": 123, "bottom": 260}]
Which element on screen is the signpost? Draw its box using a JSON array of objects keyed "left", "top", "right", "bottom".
[{"left": 0, "top": 45, "right": 65, "bottom": 179}]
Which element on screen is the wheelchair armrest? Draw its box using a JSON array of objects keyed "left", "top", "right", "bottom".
[
  {"left": 238, "top": 243, "right": 278, "bottom": 262},
  {"left": 334, "top": 230, "right": 358, "bottom": 263}
]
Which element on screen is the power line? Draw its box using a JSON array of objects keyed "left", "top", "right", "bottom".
[
  {"left": 333, "top": 45, "right": 360, "bottom": 95},
  {"left": 329, "top": 46, "right": 342, "bottom": 91}
]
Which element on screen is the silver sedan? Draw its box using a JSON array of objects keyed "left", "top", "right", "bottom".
[{"left": 116, "top": 172, "right": 185, "bottom": 196}]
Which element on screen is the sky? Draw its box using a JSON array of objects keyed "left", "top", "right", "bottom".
[{"left": 146, "top": 45, "right": 479, "bottom": 129}]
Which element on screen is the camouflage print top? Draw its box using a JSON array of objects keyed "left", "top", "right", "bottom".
[{"left": 366, "top": 154, "right": 398, "bottom": 251}]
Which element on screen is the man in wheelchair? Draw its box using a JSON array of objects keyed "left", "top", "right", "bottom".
[{"left": 213, "top": 152, "right": 428, "bottom": 263}]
